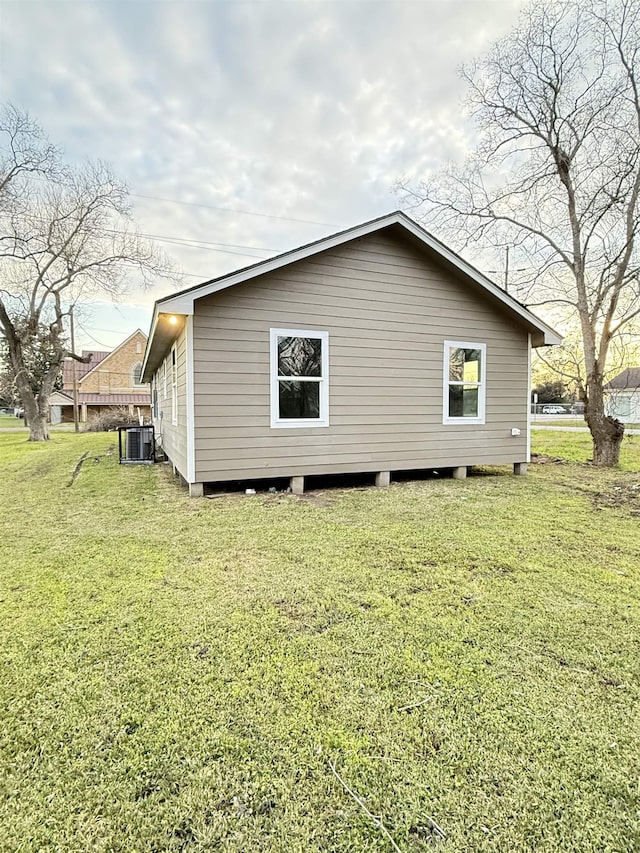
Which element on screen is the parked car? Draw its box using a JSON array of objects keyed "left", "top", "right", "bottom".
[{"left": 542, "top": 405, "right": 567, "bottom": 414}]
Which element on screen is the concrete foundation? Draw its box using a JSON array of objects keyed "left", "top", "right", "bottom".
[
  {"left": 514, "top": 462, "right": 528, "bottom": 476},
  {"left": 375, "top": 471, "right": 391, "bottom": 487},
  {"left": 189, "top": 482, "right": 204, "bottom": 498},
  {"left": 452, "top": 466, "right": 467, "bottom": 480},
  {"left": 290, "top": 475, "right": 305, "bottom": 495}
]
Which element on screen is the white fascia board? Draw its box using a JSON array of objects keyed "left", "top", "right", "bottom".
[
  {"left": 153, "top": 211, "right": 562, "bottom": 345},
  {"left": 396, "top": 218, "right": 563, "bottom": 346},
  {"left": 154, "top": 296, "right": 196, "bottom": 315}
]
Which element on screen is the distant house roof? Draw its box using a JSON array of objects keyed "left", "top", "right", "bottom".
[
  {"left": 77, "top": 329, "right": 147, "bottom": 386},
  {"left": 62, "top": 351, "right": 109, "bottom": 388},
  {"left": 77, "top": 393, "right": 150, "bottom": 405},
  {"left": 605, "top": 367, "right": 640, "bottom": 390},
  {"left": 49, "top": 391, "right": 150, "bottom": 406}
]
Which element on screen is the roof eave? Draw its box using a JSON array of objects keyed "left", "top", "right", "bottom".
[
  {"left": 141, "top": 307, "right": 186, "bottom": 382},
  {"left": 144, "top": 210, "right": 563, "bottom": 361}
]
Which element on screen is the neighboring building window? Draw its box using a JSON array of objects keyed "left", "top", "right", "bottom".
[
  {"left": 270, "top": 328, "right": 329, "bottom": 428},
  {"left": 443, "top": 340, "right": 486, "bottom": 424},
  {"left": 609, "top": 395, "right": 631, "bottom": 419},
  {"left": 171, "top": 345, "right": 178, "bottom": 425},
  {"left": 136, "top": 341, "right": 142, "bottom": 354},
  {"left": 132, "top": 362, "right": 143, "bottom": 386}
]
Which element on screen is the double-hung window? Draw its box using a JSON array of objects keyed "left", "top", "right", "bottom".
[
  {"left": 270, "top": 329, "right": 329, "bottom": 428},
  {"left": 443, "top": 340, "right": 486, "bottom": 424}
]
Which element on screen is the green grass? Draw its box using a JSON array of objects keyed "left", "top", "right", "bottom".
[
  {"left": 532, "top": 427, "right": 640, "bottom": 469},
  {"left": 1, "top": 432, "right": 639, "bottom": 852},
  {"left": 0, "top": 413, "right": 23, "bottom": 427},
  {"left": 536, "top": 417, "right": 640, "bottom": 429}
]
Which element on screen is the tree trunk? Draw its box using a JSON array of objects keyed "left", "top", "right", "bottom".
[
  {"left": 27, "top": 410, "right": 50, "bottom": 441},
  {"left": 17, "top": 387, "right": 49, "bottom": 441},
  {"left": 585, "top": 367, "right": 624, "bottom": 467}
]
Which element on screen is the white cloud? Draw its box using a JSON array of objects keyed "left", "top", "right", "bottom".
[{"left": 0, "top": 0, "right": 527, "bottom": 350}]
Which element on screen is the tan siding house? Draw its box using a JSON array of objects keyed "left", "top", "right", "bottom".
[
  {"left": 142, "top": 213, "right": 561, "bottom": 496},
  {"left": 151, "top": 325, "right": 189, "bottom": 478}
]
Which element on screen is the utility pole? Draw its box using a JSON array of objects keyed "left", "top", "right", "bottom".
[{"left": 69, "top": 307, "right": 80, "bottom": 433}]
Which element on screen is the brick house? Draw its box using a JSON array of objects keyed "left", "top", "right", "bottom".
[{"left": 49, "top": 329, "right": 151, "bottom": 424}]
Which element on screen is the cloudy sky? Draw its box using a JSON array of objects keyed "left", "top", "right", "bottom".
[{"left": 1, "top": 0, "right": 527, "bottom": 351}]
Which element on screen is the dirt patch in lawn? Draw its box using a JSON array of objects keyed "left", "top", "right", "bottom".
[
  {"left": 587, "top": 479, "right": 640, "bottom": 513},
  {"left": 531, "top": 453, "right": 569, "bottom": 465}
]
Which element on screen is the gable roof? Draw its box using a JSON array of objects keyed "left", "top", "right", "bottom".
[
  {"left": 77, "top": 329, "right": 147, "bottom": 386},
  {"left": 62, "top": 351, "right": 109, "bottom": 388},
  {"left": 605, "top": 367, "right": 640, "bottom": 390},
  {"left": 142, "top": 211, "right": 562, "bottom": 380}
]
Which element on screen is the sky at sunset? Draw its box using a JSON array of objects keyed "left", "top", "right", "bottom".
[{"left": 1, "top": 0, "right": 527, "bottom": 350}]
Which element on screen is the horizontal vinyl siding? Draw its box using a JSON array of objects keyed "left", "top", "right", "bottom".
[
  {"left": 151, "top": 326, "right": 189, "bottom": 479},
  {"left": 193, "top": 230, "right": 530, "bottom": 483}
]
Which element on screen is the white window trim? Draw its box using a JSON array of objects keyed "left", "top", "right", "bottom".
[
  {"left": 270, "top": 328, "right": 329, "bottom": 428},
  {"left": 171, "top": 344, "right": 178, "bottom": 426},
  {"left": 443, "top": 340, "right": 486, "bottom": 425},
  {"left": 132, "top": 361, "right": 144, "bottom": 387}
]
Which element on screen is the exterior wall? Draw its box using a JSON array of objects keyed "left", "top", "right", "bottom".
[
  {"left": 80, "top": 330, "right": 147, "bottom": 394},
  {"left": 191, "top": 230, "right": 530, "bottom": 484},
  {"left": 606, "top": 389, "right": 640, "bottom": 422},
  {"left": 151, "top": 325, "right": 189, "bottom": 479}
]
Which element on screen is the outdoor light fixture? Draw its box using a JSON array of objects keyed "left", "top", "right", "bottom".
[{"left": 168, "top": 315, "right": 178, "bottom": 325}]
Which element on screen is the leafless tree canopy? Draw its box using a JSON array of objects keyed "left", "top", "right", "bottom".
[
  {"left": 396, "top": 0, "right": 640, "bottom": 465},
  {"left": 0, "top": 104, "right": 172, "bottom": 440}
]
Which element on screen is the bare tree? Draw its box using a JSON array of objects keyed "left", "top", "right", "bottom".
[
  {"left": 397, "top": 0, "right": 640, "bottom": 466},
  {"left": 0, "top": 105, "right": 170, "bottom": 441}
]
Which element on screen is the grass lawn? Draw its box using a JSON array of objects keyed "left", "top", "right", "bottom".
[
  {"left": 0, "top": 413, "right": 24, "bottom": 427},
  {"left": 1, "top": 432, "right": 639, "bottom": 852},
  {"left": 535, "top": 418, "right": 640, "bottom": 430}
]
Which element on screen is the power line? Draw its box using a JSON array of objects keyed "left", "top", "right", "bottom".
[
  {"left": 76, "top": 327, "right": 114, "bottom": 348},
  {"left": 133, "top": 231, "right": 282, "bottom": 255},
  {"left": 27, "top": 174, "right": 337, "bottom": 229},
  {"left": 135, "top": 234, "right": 273, "bottom": 259},
  {"left": 10, "top": 212, "right": 281, "bottom": 260},
  {"left": 129, "top": 192, "right": 337, "bottom": 228}
]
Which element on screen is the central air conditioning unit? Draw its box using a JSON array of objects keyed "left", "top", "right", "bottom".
[{"left": 118, "top": 425, "right": 156, "bottom": 464}]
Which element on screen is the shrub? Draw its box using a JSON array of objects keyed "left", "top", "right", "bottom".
[{"left": 83, "top": 407, "right": 142, "bottom": 432}]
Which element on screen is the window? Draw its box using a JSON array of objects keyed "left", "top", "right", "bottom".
[
  {"left": 610, "top": 395, "right": 631, "bottom": 419},
  {"left": 443, "top": 340, "right": 486, "bottom": 424},
  {"left": 171, "top": 345, "right": 178, "bottom": 425},
  {"left": 132, "top": 362, "right": 143, "bottom": 386},
  {"left": 270, "top": 329, "right": 329, "bottom": 428}
]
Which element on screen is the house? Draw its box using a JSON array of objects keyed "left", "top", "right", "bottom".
[
  {"left": 49, "top": 329, "right": 151, "bottom": 424},
  {"left": 141, "top": 212, "right": 561, "bottom": 497},
  {"left": 605, "top": 367, "right": 640, "bottom": 422}
]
